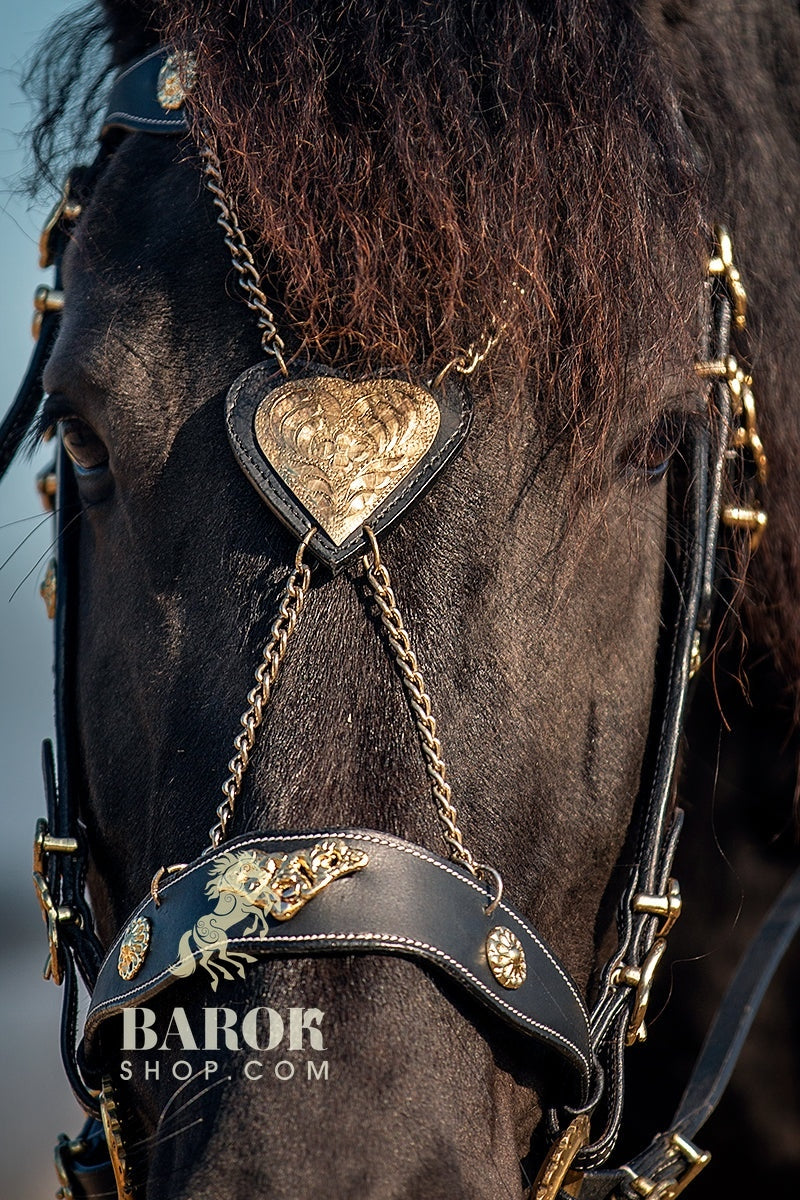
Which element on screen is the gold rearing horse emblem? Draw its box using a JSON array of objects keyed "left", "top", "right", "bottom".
[{"left": 169, "top": 839, "right": 369, "bottom": 990}]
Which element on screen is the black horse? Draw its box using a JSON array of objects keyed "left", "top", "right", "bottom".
[{"left": 7, "top": 1, "right": 800, "bottom": 1196}]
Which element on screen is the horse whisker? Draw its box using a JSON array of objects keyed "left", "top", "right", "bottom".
[
  {"left": 5, "top": 506, "right": 84, "bottom": 601},
  {"left": 0, "top": 507, "right": 65, "bottom": 574},
  {"left": 156, "top": 1070, "right": 232, "bottom": 1128},
  {"left": 0, "top": 510, "right": 54, "bottom": 531}
]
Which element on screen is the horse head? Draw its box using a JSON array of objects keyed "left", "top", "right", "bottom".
[{"left": 8, "top": 1, "right": 800, "bottom": 1197}]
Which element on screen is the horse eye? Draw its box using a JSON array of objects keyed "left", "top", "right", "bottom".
[
  {"left": 59, "top": 417, "right": 108, "bottom": 472},
  {"left": 625, "top": 416, "right": 684, "bottom": 482},
  {"left": 60, "top": 417, "right": 109, "bottom": 474}
]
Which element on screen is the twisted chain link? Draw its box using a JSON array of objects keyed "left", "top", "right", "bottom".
[
  {"left": 198, "top": 125, "right": 512, "bottom": 389},
  {"left": 198, "top": 129, "right": 288, "bottom": 374},
  {"left": 361, "top": 528, "right": 478, "bottom": 876},
  {"left": 197, "top": 128, "right": 497, "bottom": 878},
  {"left": 209, "top": 538, "right": 314, "bottom": 849}
]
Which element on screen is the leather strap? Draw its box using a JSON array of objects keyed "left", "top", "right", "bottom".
[
  {"left": 101, "top": 46, "right": 189, "bottom": 137},
  {"left": 575, "top": 257, "right": 735, "bottom": 1168},
  {"left": 84, "top": 829, "right": 592, "bottom": 1105},
  {"left": 670, "top": 863, "right": 800, "bottom": 1141},
  {"left": 563, "top": 863, "right": 800, "bottom": 1199},
  {"left": 54, "top": 1119, "right": 117, "bottom": 1200},
  {"left": 0, "top": 310, "right": 59, "bottom": 478}
]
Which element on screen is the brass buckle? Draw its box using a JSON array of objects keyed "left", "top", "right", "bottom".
[
  {"left": 40, "top": 559, "right": 58, "bottom": 620},
  {"left": 721, "top": 364, "right": 768, "bottom": 549},
  {"left": 695, "top": 229, "right": 769, "bottom": 552},
  {"left": 613, "top": 938, "right": 667, "bottom": 1046},
  {"left": 36, "top": 464, "right": 57, "bottom": 513},
  {"left": 39, "top": 176, "right": 82, "bottom": 269},
  {"left": 633, "top": 879, "right": 682, "bottom": 939},
  {"left": 612, "top": 880, "right": 681, "bottom": 1046},
  {"left": 707, "top": 225, "right": 747, "bottom": 330},
  {"left": 100, "top": 1076, "right": 136, "bottom": 1200},
  {"left": 626, "top": 1133, "right": 711, "bottom": 1198},
  {"left": 32, "top": 818, "right": 79, "bottom": 986},
  {"left": 32, "top": 284, "right": 65, "bottom": 340},
  {"left": 54, "top": 1131, "right": 88, "bottom": 1200}
]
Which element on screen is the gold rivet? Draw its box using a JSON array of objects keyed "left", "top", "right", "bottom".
[
  {"left": 117, "top": 916, "right": 151, "bottom": 980},
  {"left": 486, "top": 925, "right": 527, "bottom": 989}
]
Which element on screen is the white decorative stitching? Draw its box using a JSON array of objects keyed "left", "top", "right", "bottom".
[
  {"left": 88, "top": 929, "right": 589, "bottom": 1074},
  {"left": 91, "top": 829, "right": 589, "bottom": 1064},
  {"left": 103, "top": 111, "right": 186, "bottom": 128}
]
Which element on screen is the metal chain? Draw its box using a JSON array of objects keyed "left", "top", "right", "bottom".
[
  {"left": 361, "top": 528, "right": 479, "bottom": 876},
  {"left": 196, "top": 125, "right": 513, "bottom": 389},
  {"left": 209, "top": 536, "right": 314, "bottom": 848},
  {"left": 431, "top": 330, "right": 501, "bottom": 390},
  {"left": 198, "top": 129, "right": 288, "bottom": 374}
]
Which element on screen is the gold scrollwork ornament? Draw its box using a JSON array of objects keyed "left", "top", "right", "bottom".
[
  {"left": 532, "top": 1114, "right": 590, "bottom": 1200},
  {"left": 253, "top": 375, "right": 441, "bottom": 545},
  {"left": 157, "top": 51, "right": 196, "bottom": 111},
  {"left": 117, "top": 915, "right": 151, "bottom": 980}
]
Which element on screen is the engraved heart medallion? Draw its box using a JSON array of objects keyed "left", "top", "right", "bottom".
[{"left": 226, "top": 362, "right": 472, "bottom": 570}]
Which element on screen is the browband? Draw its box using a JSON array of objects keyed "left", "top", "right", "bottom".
[{"left": 101, "top": 47, "right": 189, "bottom": 137}]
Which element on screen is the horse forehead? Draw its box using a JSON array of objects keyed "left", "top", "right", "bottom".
[
  {"left": 80, "top": 135, "right": 208, "bottom": 272},
  {"left": 44, "top": 140, "right": 251, "bottom": 432}
]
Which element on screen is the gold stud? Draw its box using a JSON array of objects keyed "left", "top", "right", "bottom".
[
  {"left": 486, "top": 925, "right": 527, "bottom": 989},
  {"left": 157, "top": 51, "right": 196, "bottom": 111},
  {"left": 117, "top": 915, "right": 151, "bottom": 980}
]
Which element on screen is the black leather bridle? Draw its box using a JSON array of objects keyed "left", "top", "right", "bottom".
[{"left": 2, "top": 46, "right": 799, "bottom": 1200}]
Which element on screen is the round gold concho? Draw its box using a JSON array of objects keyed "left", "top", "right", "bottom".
[
  {"left": 117, "top": 915, "right": 151, "bottom": 980},
  {"left": 156, "top": 51, "right": 197, "bottom": 111},
  {"left": 485, "top": 925, "right": 527, "bottom": 989}
]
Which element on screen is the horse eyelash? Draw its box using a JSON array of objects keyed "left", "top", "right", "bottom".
[{"left": 33, "top": 394, "right": 75, "bottom": 445}]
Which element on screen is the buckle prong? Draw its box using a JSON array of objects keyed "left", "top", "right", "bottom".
[
  {"left": 32, "top": 818, "right": 79, "bottom": 986},
  {"left": 633, "top": 878, "right": 682, "bottom": 938},
  {"left": 627, "top": 1133, "right": 711, "bottom": 1198}
]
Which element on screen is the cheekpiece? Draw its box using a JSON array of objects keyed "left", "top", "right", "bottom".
[{"left": 226, "top": 362, "right": 473, "bottom": 569}]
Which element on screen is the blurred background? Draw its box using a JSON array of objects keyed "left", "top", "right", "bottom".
[{"left": 1, "top": 3, "right": 87, "bottom": 1196}]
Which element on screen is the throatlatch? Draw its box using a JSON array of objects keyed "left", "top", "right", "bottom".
[{"left": 0, "top": 43, "right": 797, "bottom": 1200}]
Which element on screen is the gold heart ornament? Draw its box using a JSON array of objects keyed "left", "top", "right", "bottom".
[
  {"left": 226, "top": 363, "right": 472, "bottom": 569},
  {"left": 254, "top": 376, "right": 440, "bottom": 545}
]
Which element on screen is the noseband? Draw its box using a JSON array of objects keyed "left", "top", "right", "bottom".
[{"left": 2, "top": 46, "right": 798, "bottom": 1200}]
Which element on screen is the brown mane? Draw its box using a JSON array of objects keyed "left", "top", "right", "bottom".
[
  {"left": 22, "top": 1, "right": 800, "bottom": 711},
  {"left": 163, "top": 2, "right": 703, "bottom": 430}
]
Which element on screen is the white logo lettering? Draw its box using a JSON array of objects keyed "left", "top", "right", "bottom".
[
  {"left": 160, "top": 1007, "right": 198, "bottom": 1051},
  {"left": 122, "top": 1007, "right": 157, "bottom": 1051},
  {"left": 289, "top": 1007, "right": 325, "bottom": 1051},
  {"left": 241, "top": 1007, "right": 284, "bottom": 1051},
  {"left": 204, "top": 1007, "right": 239, "bottom": 1051}
]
